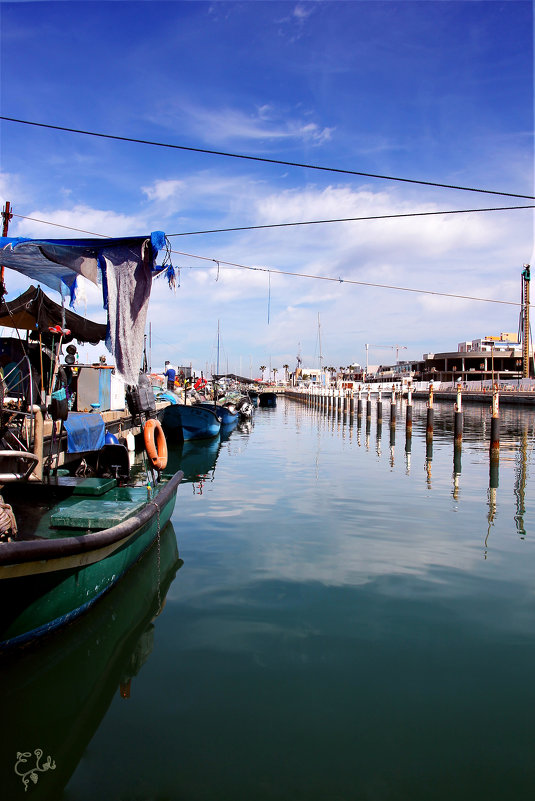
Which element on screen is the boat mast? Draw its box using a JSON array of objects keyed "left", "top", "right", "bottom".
[
  {"left": 216, "top": 319, "right": 220, "bottom": 376},
  {"left": 215, "top": 320, "right": 220, "bottom": 404},
  {"left": 318, "top": 313, "right": 323, "bottom": 380}
]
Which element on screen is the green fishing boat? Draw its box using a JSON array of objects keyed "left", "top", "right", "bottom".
[
  {"left": 0, "top": 231, "right": 183, "bottom": 649},
  {"left": 0, "top": 461, "right": 182, "bottom": 649}
]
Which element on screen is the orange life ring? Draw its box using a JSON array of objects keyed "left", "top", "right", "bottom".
[{"left": 143, "top": 419, "right": 168, "bottom": 470}]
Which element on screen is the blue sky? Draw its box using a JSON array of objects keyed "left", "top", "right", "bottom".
[{"left": 1, "top": 0, "right": 533, "bottom": 376}]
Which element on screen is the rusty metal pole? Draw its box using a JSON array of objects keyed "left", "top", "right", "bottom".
[
  {"left": 522, "top": 264, "right": 530, "bottom": 378},
  {"left": 1, "top": 200, "right": 13, "bottom": 295}
]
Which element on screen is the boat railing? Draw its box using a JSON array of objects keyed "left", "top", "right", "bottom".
[{"left": 0, "top": 355, "right": 43, "bottom": 481}]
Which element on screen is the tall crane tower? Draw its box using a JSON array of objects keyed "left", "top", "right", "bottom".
[
  {"left": 295, "top": 343, "right": 302, "bottom": 380},
  {"left": 520, "top": 264, "right": 531, "bottom": 378},
  {"left": 364, "top": 343, "right": 407, "bottom": 372}
]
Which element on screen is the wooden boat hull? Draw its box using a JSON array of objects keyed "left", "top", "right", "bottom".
[
  {"left": 162, "top": 403, "right": 220, "bottom": 441},
  {"left": 0, "top": 470, "right": 182, "bottom": 649}
]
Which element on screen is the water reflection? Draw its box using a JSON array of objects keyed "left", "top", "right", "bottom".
[
  {"left": 166, "top": 436, "right": 222, "bottom": 489},
  {"left": 295, "top": 395, "right": 533, "bottom": 540},
  {"left": 453, "top": 443, "right": 462, "bottom": 501},
  {"left": 514, "top": 429, "right": 529, "bottom": 538},
  {"left": 0, "top": 524, "right": 182, "bottom": 800}
]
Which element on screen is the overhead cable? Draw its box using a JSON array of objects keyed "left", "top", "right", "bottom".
[
  {"left": 7, "top": 211, "right": 523, "bottom": 307},
  {"left": 168, "top": 246, "right": 521, "bottom": 307},
  {"left": 1, "top": 115, "right": 534, "bottom": 200},
  {"left": 12, "top": 203, "right": 535, "bottom": 242},
  {"left": 167, "top": 205, "right": 535, "bottom": 236}
]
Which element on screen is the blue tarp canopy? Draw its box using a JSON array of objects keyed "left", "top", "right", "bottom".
[
  {"left": 0, "top": 232, "right": 166, "bottom": 300},
  {"left": 0, "top": 231, "right": 167, "bottom": 385}
]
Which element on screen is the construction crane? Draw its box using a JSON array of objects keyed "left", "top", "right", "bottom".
[
  {"left": 295, "top": 343, "right": 302, "bottom": 380},
  {"left": 520, "top": 264, "right": 531, "bottom": 378},
  {"left": 364, "top": 343, "right": 407, "bottom": 372}
]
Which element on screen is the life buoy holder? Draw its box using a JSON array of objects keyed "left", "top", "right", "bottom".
[
  {"left": 144, "top": 419, "right": 168, "bottom": 471},
  {"left": 194, "top": 378, "right": 207, "bottom": 391}
]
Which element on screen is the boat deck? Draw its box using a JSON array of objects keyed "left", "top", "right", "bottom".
[{"left": 3, "top": 476, "right": 156, "bottom": 541}]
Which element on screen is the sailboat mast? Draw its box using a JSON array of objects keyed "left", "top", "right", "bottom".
[
  {"left": 216, "top": 319, "right": 220, "bottom": 376},
  {"left": 318, "top": 313, "right": 323, "bottom": 375}
]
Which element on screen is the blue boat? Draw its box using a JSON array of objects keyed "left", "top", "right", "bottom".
[
  {"left": 196, "top": 401, "right": 239, "bottom": 425},
  {"left": 162, "top": 403, "right": 221, "bottom": 441},
  {"left": 258, "top": 391, "right": 277, "bottom": 407}
]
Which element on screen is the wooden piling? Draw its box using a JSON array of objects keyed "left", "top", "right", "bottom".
[
  {"left": 454, "top": 379, "right": 463, "bottom": 445},
  {"left": 377, "top": 390, "right": 383, "bottom": 422},
  {"left": 490, "top": 382, "right": 500, "bottom": 457},
  {"left": 366, "top": 387, "right": 372, "bottom": 420},
  {"left": 426, "top": 381, "right": 434, "bottom": 443},
  {"left": 406, "top": 382, "right": 413, "bottom": 433},
  {"left": 390, "top": 384, "right": 396, "bottom": 427}
]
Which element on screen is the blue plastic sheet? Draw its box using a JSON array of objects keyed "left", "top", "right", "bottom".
[{"left": 63, "top": 412, "right": 105, "bottom": 453}]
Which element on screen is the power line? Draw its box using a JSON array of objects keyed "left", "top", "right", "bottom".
[
  {"left": 6, "top": 210, "right": 524, "bottom": 308},
  {"left": 11, "top": 214, "right": 108, "bottom": 238},
  {"left": 167, "top": 246, "right": 522, "bottom": 307},
  {"left": 167, "top": 205, "right": 535, "bottom": 236},
  {"left": 2, "top": 115, "right": 534, "bottom": 200},
  {"left": 12, "top": 203, "right": 535, "bottom": 242}
]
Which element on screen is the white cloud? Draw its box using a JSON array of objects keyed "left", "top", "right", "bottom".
[
  {"left": 156, "top": 101, "right": 333, "bottom": 147},
  {"left": 8, "top": 204, "right": 144, "bottom": 240},
  {"left": 293, "top": 4, "right": 314, "bottom": 22},
  {"left": 142, "top": 179, "right": 184, "bottom": 203},
  {"left": 3, "top": 167, "right": 531, "bottom": 374}
]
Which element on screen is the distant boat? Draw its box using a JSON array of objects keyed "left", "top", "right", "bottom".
[
  {"left": 259, "top": 391, "right": 277, "bottom": 407},
  {"left": 196, "top": 401, "right": 239, "bottom": 425},
  {"left": 162, "top": 403, "right": 221, "bottom": 441},
  {"left": 222, "top": 393, "right": 254, "bottom": 420}
]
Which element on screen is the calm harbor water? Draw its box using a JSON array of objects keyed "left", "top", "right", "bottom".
[{"left": 2, "top": 397, "right": 535, "bottom": 800}]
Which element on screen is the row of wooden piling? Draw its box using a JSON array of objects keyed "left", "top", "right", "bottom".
[
  {"left": 285, "top": 384, "right": 531, "bottom": 537},
  {"left": 285, "top": 381, "right": 502, "bottom": 459}
]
